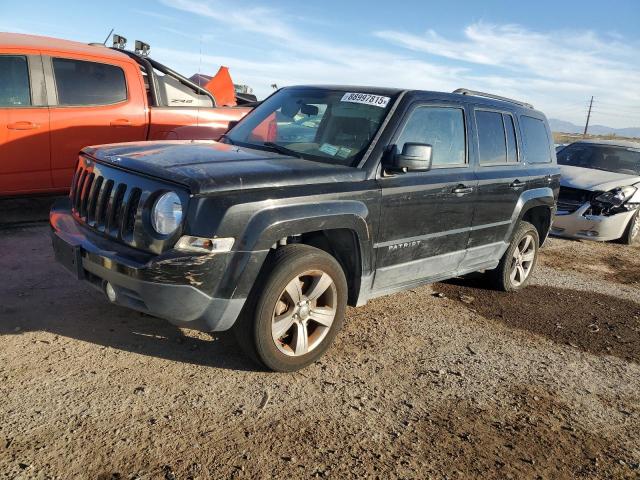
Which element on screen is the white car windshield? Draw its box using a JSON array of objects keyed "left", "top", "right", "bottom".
[
  {"left": 558, "top": 144, "right": 640, "bottom": 175},
  {"left": 225, "top": 88, "right": 396, "bottom": 166}
]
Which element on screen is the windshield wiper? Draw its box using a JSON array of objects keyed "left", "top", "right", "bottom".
[{"left": 262, "top": 142, "right": 300, "bottom": 157}]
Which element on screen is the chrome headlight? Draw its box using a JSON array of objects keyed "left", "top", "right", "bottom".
[
  {"left": 593, "top": 186, "right": 637, "bottom": 207},
  {"left": 151, "top": 192, "right": 183, "bottom": 235}
]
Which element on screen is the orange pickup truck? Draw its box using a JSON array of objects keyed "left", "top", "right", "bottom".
[{"left": 0, "top": 33, "right": 252, "bottom": 196}]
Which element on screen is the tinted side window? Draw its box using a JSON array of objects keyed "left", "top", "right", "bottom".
[
  {"left": 520, "top": 116, "right": 551, "bottom": 163},
  {"left": 0, "top": 56, "right": 31, "bottom": 107},
  {"left": 504, "top": 114, "right": 518, "bottom": 162},
  {"left": 53, "top": 58, "right": 127, "bottom": 106},
  {"left": 396, "top": 106, "right": 466, "bottom": 166},
  {"left": 476, "top": 110, "right": 507, "bottom": 164}
]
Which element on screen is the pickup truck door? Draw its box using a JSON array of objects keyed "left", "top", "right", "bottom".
[
  {"left": 373, "top": 103, "right": 477, "bottom": 292},
  {"left": 0, "top": 54, "right": 51, "bottom": 194},
  {"left": 45, "top": 55, "right": 147, "bottom": 189}
]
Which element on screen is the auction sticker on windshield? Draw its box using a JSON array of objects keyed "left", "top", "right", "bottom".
[{"left": 341, "top": 92, "right": 390, "bottom": 108}]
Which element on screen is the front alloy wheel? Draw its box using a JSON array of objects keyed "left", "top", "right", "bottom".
[
  {"left": 272, "top": 270, "right": 337, "bottom": 356},
  {"left": 234, "top": 244, "right": 347, "bottom": 372},
  {"left": 619, "top": 210, "right": 640, "bottom": 245}
]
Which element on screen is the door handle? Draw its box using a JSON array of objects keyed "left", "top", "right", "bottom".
[
  {"left": 452, "top": 185, "right": 474, "bottom": 195},
  {"left": 110, "top": 119, "right": 132, "bottom": 127},
  {"left": 7, "top": 121, "right": 39, "bottom": 130},
  {"left": 510, "top": 180, "right": 526, "bottom": 189}
]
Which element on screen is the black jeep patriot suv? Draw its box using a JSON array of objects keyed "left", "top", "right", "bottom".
[{"left": 51, "top": 86, "right": 559, "bottom": 371}]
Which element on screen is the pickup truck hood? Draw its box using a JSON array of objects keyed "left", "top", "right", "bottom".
[
  {"left": 559, "top": 165, "right": 640, "bottom": 192},
  {"left": 83, "top": 141, "right": 364, "bottom": 195}
]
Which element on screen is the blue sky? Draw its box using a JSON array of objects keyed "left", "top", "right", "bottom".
[{"left": 1, "top": 0, "right": 639, "bottom": 127}]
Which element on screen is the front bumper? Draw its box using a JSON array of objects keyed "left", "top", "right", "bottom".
[
  {"left": 50, "top": 198, "right": 263, "bottom": 332},
  {"left": 551, "top": 202, "right": 635, "bottom": 241}
]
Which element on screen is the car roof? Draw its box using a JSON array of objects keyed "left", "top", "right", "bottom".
[
  {"left": 572, "top": 139, "right": 640, "bottom": 149},
  {"left": 0, "top": 32, "right": 132, "bottom": 63},
  {"left": 286, "top": 85, "right": 543, "bottom": 115},
  {"left": 287, "top": 85, "right": 405, "bottom": 96}
]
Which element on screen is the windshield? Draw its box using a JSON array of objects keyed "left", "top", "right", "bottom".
[
  {"left": 557, "top": 143, "right": 640, "bottom": 175},
  {"left": 225, "top": 88, "right": 396, "bottom": 166}
]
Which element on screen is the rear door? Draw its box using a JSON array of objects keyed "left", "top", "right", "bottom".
[
  {"left": 464, "top": 108, "right": 524, "bottom": 269},
  {"left": 374, "top": 102, "right": 477, "bottom": 292},
  {"left": 46, "top": 55, "right": 147, "bottom": 189},
  {"left": 0, "top": 54, "right": 51, "bottom": 194}
]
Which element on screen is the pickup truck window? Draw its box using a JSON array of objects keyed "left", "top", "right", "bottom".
[
  {"left": 396, "top": 106, "right": 466, "bottom": 166},
  {"left": 153, "top": 67, "right": 214, "bottom": 108},
  {"left": 52, "top": 58, "right": 127, "bottom": 106},
  {"left": 226, "top": 88, "right": 393, "bottom": 166},
  {"left": 520, "top": 115, "right": 552, "bottom": 164},
  {"left": 0, "top": 56, "right": 31, "bottom": 107}
]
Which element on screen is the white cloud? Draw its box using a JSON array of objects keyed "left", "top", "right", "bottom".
[
  {"left": 375, "top": 23, "right": 640, "bottom": 127},
  {"left": 160, "top": 1, "right": 640, "bottom": 128}
]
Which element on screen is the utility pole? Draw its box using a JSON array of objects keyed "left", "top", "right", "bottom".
[{"left": 583, "top": 96, "right": 594, "bottom": 137}]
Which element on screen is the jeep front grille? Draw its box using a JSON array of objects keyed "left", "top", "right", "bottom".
[
  {"left": 70, "top": 165, "right": 142, "bottom": 241},
  {"left": 69, "top": 156, "right": 188, "bottom": 254}
]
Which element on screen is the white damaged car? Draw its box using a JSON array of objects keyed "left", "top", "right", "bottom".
[{"left": 552, "top": 139, "right": 640, "bottom": 244}]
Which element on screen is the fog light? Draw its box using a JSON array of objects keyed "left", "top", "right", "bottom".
[{"left": 105, "top": 282, "right": 117, "bottom": 303}]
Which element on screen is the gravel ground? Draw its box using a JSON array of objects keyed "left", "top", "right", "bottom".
[{"left": 0, "top": 224, "right": 639, "bottom": 479}]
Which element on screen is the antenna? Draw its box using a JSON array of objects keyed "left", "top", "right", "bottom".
[{"left": 102, "top": 28, "right": 114, "bottom": 46}]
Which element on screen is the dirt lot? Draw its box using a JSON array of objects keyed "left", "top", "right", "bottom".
[{"left": 1, "top": 210, "right": 639, "bottom": 479}]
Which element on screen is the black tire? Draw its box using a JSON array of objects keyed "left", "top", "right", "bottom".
[
  {"left": 618, "top": 211, "right": 640, "bottom": 245},
  {"left": 487, "top": 221, "right": 539, "bottom": 292},
  {"left": 233, "top": 244, "right": 348, "bottom": 372}
]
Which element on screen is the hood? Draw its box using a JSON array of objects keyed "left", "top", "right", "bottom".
[
  {"left": 559, "top": 165, "right": 640, "bottom": 192},
  {"left": 83, "top": 141, "right": 364, "bottom": 195}
]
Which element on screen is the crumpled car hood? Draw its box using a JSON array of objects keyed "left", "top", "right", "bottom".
[{"left": 559, "top": 165, "right": 640, "bottom": 192}]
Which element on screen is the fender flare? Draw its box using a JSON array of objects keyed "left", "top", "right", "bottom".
[
  {"left": 508, "top": 187, "right": 555, "bottom": 240},
  {"left": 219, "top": 200, "right": 373, "bottom": 300}
]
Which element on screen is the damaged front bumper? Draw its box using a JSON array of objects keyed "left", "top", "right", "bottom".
[
  {"left": 551, "top": 202, "right": 636, "bottom": 241},
  {"left": 50, "top": 198, "right": 263, "bottom": 332}
]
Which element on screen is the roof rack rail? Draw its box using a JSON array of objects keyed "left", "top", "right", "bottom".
[{"left": 452, "top": 88, "right": 534, "bottom": 109}]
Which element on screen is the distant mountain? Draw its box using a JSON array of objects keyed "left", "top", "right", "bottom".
[{"left": 549, "top": 118, "right": 640, "bottom": 138}]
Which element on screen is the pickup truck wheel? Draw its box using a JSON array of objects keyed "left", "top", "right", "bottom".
[
  {"left": 234, "top": 244, "right": 347, "bottom": 372},
  {"left": 488, "top": 221, "right": 539, "bottom": 292},
  {"left": 619, "top": 210, "right": 640, "bottom": 245}
]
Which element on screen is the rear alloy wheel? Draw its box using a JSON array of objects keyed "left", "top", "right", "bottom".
[
  {"left": 509, "top": 234, "right": 536, "bottom": 287},
  {"left": 488, "top": 221, "right": 539, "bottom": 292},
  {"left": 619, "top": 210, "right": 640, "bottom": 245},
  {"left": 234, "top": 244, "right": 347, "bottom": 372}
]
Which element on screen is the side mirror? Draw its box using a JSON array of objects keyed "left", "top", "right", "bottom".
[
  {"left": 387, "top": 143, "right": 433, "bottom": 172},
  {"left": 226, "top": 120, "right": 239, "bottom": 131}
]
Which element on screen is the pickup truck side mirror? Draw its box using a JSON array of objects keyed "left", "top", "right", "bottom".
[
  {"left": 226, "top": 120, "right": 239, "bottom": 131},
  {"left": 386, "top": 142, "right": 433, "bottom": 173}
]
